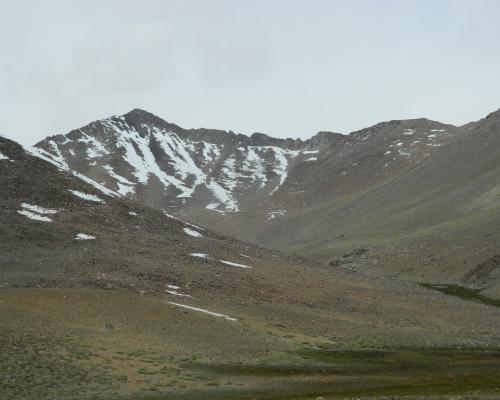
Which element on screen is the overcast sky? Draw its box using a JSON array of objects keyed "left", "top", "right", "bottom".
[{"left": 2, "top": 0, "right": 500, "bottom": 146}]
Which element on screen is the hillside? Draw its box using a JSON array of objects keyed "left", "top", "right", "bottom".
[{"left": 269, "top": 109, "right": 500, "bottom": 294}]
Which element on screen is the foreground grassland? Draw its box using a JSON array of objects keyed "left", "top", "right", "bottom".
[{"left": 2, "top": 289, "right": 500, "bottom": 400}]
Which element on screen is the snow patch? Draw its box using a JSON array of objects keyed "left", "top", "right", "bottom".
[
  {"left": 206, "top": 179, "right": 239, "bottom": 213},
  {"left": 163, "top": 212, "right": 205, "bottom": 230},
  {"left": 190, "top": 253, "right": 252, "bottom": 269},
  {"left": 200, "top": 142, "right": 221, "bottom": 163},
  {"left": 239, "top": 254, "right": 254, "bottom": 259},
  {"left": 21, "top": 203, "right": 58, "bottom": 215},
  {"left": 184, "top": 227, "right": 203, "bottom": 238},
  {"left": 205, "top": 202, "right": 226, "bottom": 214},
  {"left": 71, "top": 172, "right": 119, "bottom": 197},
  {"left": 219, "top": 260, "right": 252, "bottom": 269},
  {"left": 167, "top": 284, "right": 180, "bottom": 290},
  {"left": 69, "top": 190, "right": 104, "bottom": 203},
  {"left": 152, "top": 127, "right": 207, "bottom": 198},
  {"left": 304, "top": 157, "right": 317, "bottom": 162},
  {"left": 167, "top": 302, "right": 237, "bottom": 321},
  {"left": 265, "top": 147, "right": 299, "bottom": 195},
  {"left": 302, "top": 150, "right": 319, "bottom": 154},
  {"left": 0, "top": 151, "right": 10, "bottom": 161},
  {"left": 165, "top": 290, "right": 192, "bottom": 298},
  {"left": 190, "top": 253, "right": 210, "bottom": 259},
  {"left": 75, "top": 233, "right": 96, "bottom": 240},
  {"left": 78, "top": 133, "right": 109, "bottom": 159},
  {"left": 17, "top": 203, "right": 58, "bottom": 223},
  {"left": 266, "top": 209, "right": 286, "bottom": 221},
  {"left": 242, "top": 148, "right": 267, "bottom": 187},
  {"left": 103, "top": 165, "right": 136, "bottom": 196},
  {"left": 17, "top": 210, "right": 53, "bottom": 223}
]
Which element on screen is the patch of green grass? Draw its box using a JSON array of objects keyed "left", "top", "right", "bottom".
[{"left": 134, "top": 347, "right": 500, "bottom": 400}]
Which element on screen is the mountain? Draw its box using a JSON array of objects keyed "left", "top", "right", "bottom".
[
  {"left": 34, "top": 108, "right": 308, "bottom": 213},
  {"left": 33, "top": 109, "right": 458, "bottom": 243},
  {"left": 4, "top": 133, "right": 500, "bottom": 398},
  {"left": 33, "top": 107, "right": 500, "bottom": 294}
]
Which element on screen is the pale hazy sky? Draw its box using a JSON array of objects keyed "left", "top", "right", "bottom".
[{"left": 2, "top": 0, "right": 500, "bottom": 146}]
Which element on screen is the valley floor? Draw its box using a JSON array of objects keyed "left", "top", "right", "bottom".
[{"left": 2, "top": 288, "right": 500, "bottom": 400}]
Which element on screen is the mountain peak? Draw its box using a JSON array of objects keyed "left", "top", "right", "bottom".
[
  {"left": 123, "top": 108, "right": 157, "bottom": 119},
  {"left": 121, "top": 108, "right": 185, "bottom": 135}
]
